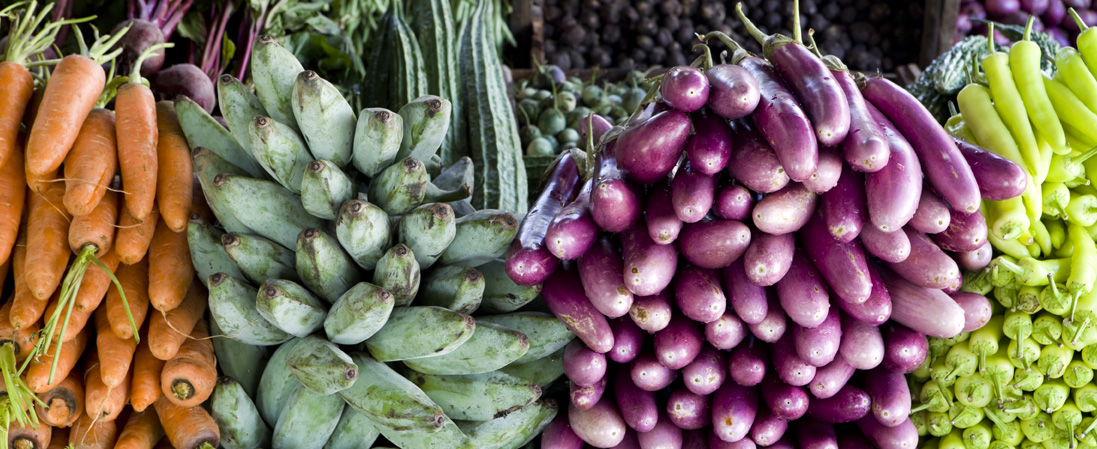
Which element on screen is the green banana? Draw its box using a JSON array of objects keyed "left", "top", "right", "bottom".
[
  {"left": 208, "top": 273, "right": 293, "bottom": 346},
  {"left": 364, "top": 306, "right": 475, "bottom": 362},
  {"left": 207, "top": 173, "right": 325, "bottom": 249},
  {"left": 217, "top": 74, "right": 268, "bottom": 156},
  {"left": 432, "top": 156, "right": 474, "bottom": 193},
  {"left": 248, "top": 115, "right": 314, "bottom": 193},
  {"left": 478, "top": 261, "right": 542, "bottom": 313},
  {"left": 221, "top": 232, "right": 298, "bottom": 285},
  {"left": 499, "top": 348, "right": 566, "bottom": 388},
  {"left": 293, "top": 70, "right": 357, "bottom": 167},
  {"left": 398, "top": 203, "right": 457, "bottom": 269},
  {"left": 297, "top": 228, "right": 361, "bottom": 303},
  {"left": 456, "top": 400, "right": 558, "bottom": 449},
  {"left": 339, "top": 352, "right": 447, "bottom": 433},
  {"left": 191, "top": 148, "right": 253, "bottom": 234},
  {"left": 397, "top": 95, "right": 452, "bottom": 162},
  {"left": 448, "top": 198, "right": 477, "bottom": 218},
  {"left": 373, "top": 244, "right": 421, "bottom": 306},
  {"left": 324, "top": 407, "right": 381, "bottom": 449},
  {"left": 257, "top": 338, "right": 304, "bottom": 426},
  {"left": 402, "top": 370, "right": 541, "bottom": 421},
  {"left": 477, "top": 312, "right": 575, "bottom": 364},
  {"left": 368, "top": 157, "right": 429, "bottom": 215},
  {"left": 301, "top": 160, "right": 355, "bottom": 220},
  {"left": 325, "top": 282, "right": 396, "bottom": 345},
  {"left": 352, "top": 108, "right": 403, "bottom": 177},
  {"left": 424, "top": 179, "right": 472, "bottom": 203},
  {"left": 286, "top": 335, "right": 359, "bottom": 395},
  {"left": 418, "top": 265, "right": 484, "bottom": 314},
  {"left": 272, "top": 385, "right": 344, "bottom": 449},
  {"left": 256, "top": 278, "right": 328, "bottom": 337},
  {"left": 187, "top": 216, "right": 245, "bottom": 287},
  {"left": 251, "top": 36, "right": 305, "bottom": 131},
  {"left": 425, "top": 153, "right": 444, "bottom": 179},
  {"left": 335, "top": 199, "right": 391, "bottom": 270},
  {"left": 375, "top": 414, "right": 475, "bottom": 449},
  {"left": 403, "top": 321, "right": 530, "bottom": 375},
  {"left": 176, "top": 96, "right": 265, "bottom": 178},
  {"left": 212, "top": 376, "right": 273, "bottom": 449},
  {"left": 438, "top": 210, "right": 520, "bottom": 267},
  {"left": 209, "top": 318, "right": 269, "bottom": 398}
]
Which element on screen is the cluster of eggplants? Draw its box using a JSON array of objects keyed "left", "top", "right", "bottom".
[
  {"left": 506, "top": 19, "right": 1030, "bottom": 449},
  {"left": 957, "top": 0, "right": 1096, "bottom": 46}
]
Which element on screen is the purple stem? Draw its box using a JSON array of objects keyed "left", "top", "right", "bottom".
[{"left": 235, "top": 4, "right": 266, "bottom": 80}]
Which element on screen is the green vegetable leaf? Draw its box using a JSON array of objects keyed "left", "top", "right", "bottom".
[
  {"left": 176, "top": 11, "right": 208, "bottom": 46},
  {"left": 221, "top": 35, "right": 236, "bottom": 64}
]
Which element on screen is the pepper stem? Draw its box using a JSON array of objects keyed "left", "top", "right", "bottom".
[
  {"left": 1071, "top": 8, "right": 1091, "bottom": 32},
  {"left": 1024, "top": 16, "right": 1034, "bottom": 41},
  {"left": 988, "top": 23, "right": 996, "bottom": 54},
  {"left": 1073, "top": 145, "right": 1097, "bottom": 166},
  {"left": 792, "top": 0, "right": 802, "bottom": 44}
]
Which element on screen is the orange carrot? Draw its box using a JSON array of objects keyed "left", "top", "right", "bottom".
[
  {"left": 26, "top": 327, "right": 86, "bottom": 393},
  {"left": 61, "top": 109, "right": 117, "bottom": 217},
  {"left": 0, "top": 61, "right": 35, "bottom": 170},
  {"left": 7, "top": 419, "right": 51, "bottom": 449},
  {"left": 0, "top": 148, "right": 27, "bottom": 265},
  {"left": 154, "top": 101, "right": 190, "bottom": 232},
  {"left": 147, "top": 219, "right": 193, "bottom": 312},
  {"left": 154, "top": 396, "right": 219, "bottom": 449},
  {"left": 25, "top": 179, "right": 72, "bottom": 300},
  {"left": 106, "top": 257, "right": 149, "bottom": 340},
  {"left": 84, "top": 350, "right": 130, "bottom": 422},
  {"left": 94, "top": 307, "right": 136, "bottom": 389},
  {"left": 40, "top": 250, "right": 120, "bottom": 343},
  {"left": 0, "top": 298, "right": 39, "bottom": 363},
  {"left": 25, "top": 54, "right": 106, "bottom": 178},
  {"left": 190, "top": 176, "right": 214, "bottom": 224},
  {"left": 34, "top": 369, "right": 85, "bottom": 428},
  {"left": 114, "top": 408, "right": 164, "bottom": 449},
  {"left": 130, "top": 338, "right": 164, "bottom": 413},
  {"left": 115, "top": 82, "right": 159, "bottom": 222},
  {"left": 68, "top": 190, "right": 118, "bottom": 258},
  {"left": 47, "top": 427, "right": 69, "bottom": 449},
  {"left": 69, "top": 412, "right": 118, "bottom": 449},
  {"left": 148, "top": 281, "right": 206, "bottom": 360},
  {"left": 9, "top": 228, "right": 44, "bottom": 330},
  {"left": 160, "top": 320, "right": 215, "bottom": 408},
  {"left": 114, "top": 207, "right": 158, "bottom": 266}
]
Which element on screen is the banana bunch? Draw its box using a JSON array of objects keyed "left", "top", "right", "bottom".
[{"left": 176, "top": 37, "right": 570, "bottom": 449}]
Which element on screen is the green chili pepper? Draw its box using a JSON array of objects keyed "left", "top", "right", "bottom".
[
  {"left": 1033, "top": 314, "right": 1064, "bottom": 345},
  {"left": 986, "top": 349, "right": 1017, "bottom": 402},
  {"left": 1005, "top": 311, "right": 1034, "bottom": 350},
  {"left": 988, "top": 409, "right": 1026, "bottom": 446},
  {"left": 1076, "top": 384, "right": 1097, "bottom": 413},
  {"left": 914, "top": 354, "right": 933, "bottom": 379},
  {"left": 981, "top": 27, "right": 1043, "bottom": 172},
  {"left": 1047, "top": 219, "right": 1068, "bottom": 250},
  {"left": 946, "top": 342, "right": 980, "bottom": 380},
  {"left": 1053, "top": 401, "right": 1083, "bottom": 448},
  {"left": 988, "top": 197, "right": 1033, "bottom": 242},
  {"left": 1078, "top": 417, "right": 1097, "bottom": 446},
  {"left": 1036, "top": 135, "right": 1056, "bottom": 185},
  {"left": 1034, "top": 379, "right": 1070, "bottom": 413},
  {"left": 950, "top": 404, "right": 986, "bottom": 429},
  {"left": 911, "top": 409, "right": 929, "bottom": 437},
  {"left": 990, "top": 230, "right": 1034, "bottom": 260},
  {"left": 996, "top": 257, "right": 1071, "bottom": 287},
  {"left": 1036, "top": 344, "right": 1073, "bottom": 379},
  {"left": 1082, "top": 344, "right": 1097, "bottom": 369},
  {"left": 933, "top": 357, "right": 960, "bottom": 389},
  {"left": 971, "top": 316, "right": 1003, "bottom": 372},
  {"left": 1043, "top": 183, "right": 1072, "bottom": 218},
  {"left": 1058, "top": 46, "right": 1097, "bottom": 114},
  {"left": 1021, "top": 412, "right": 1057, "bottom": 442},
  {"left": 1047, "top": 147, "right": 1097, "bottom": 184},
  {"left": 940, "top": 427, "right": 965, "bottom": 448},
  {"left": 932, "top": 336, "right": 961, "bottom": 360},
  {"left": 1012, "top": 18, "right": 1067, "bottom": 150},
  {"left": 1065, "top": 360, "right": 1095, "bottom": 390},
  {"left": 946, "top": 114, "right": 980, "bottom": 143},
  {"left": 1033, "top": 220, "right": 1054, "bottom": 258},
  {"left": 1006, "top": 394, "right": 1042, "bottom": 420},
  {"left": 962, "top": 269, "right": 995, "bottom": 296},
  {"left": 956, "top": 373, "right": 994, "bottom": 408},
  {"left": 1008, "top": 340, "right": 1043, "bottom": 374},
  {"left": 1066, "top": 194, "right": 1097, "bottom": 227},
  {"left": 1068, "top": 223, "right": 1097, "bottom": 317},
  {"left": 962, "top": 420, "right": 993, "bottom": 449},
  {"left": 1035, "top": 283, "right": 1070, "bottom": 317},
  {"left": 917, "top": 379, "right": 955, "bottom": 414}
]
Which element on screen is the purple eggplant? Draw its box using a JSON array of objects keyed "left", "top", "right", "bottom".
[
  {"left": 706, "top": 312, "right": 747, "bottom": 350},
  {"left": 909, "top": 188, "right": 951, "bottom": 234},
  {"left": 543, "top": 267, "right": 616, "bottom": 353},
  {"left": 752, "top": 183, "right": 817, "bottom": 235},
  {"left": 855, "top": 416, "right": 918, "bottom": 449},
  {"left": 802, "top": 147, "right": 843, "bottom": 194},
  {"left": 666, "top": 386, "right": 712, "bottom": 430},
  {"left": 674, "top": 266, "right": 728, "bottom": 323},
  {"left": 612, "top": 430, "right": 643, "bottom": 449},
  {"left": 682, "top": 429, "right": 709, "bottom": 449},
  {"left": 706, "top": 64, "right": 761, "bottom": 119},
  {"left": 832, "top": 62, "right": 889, "bottom": 173},
  {"left": 592, "top": 142, "right": 643, "bottom": 233},
  {"left": 570, "top": 375, "right": 607, "bottom": 410},
  {"left": 679, "top": 219, "right": 752, "bottom": 270},
  {"left": 609, "top": 317, "right": 645, "bottom": 364},
  {"left": 794, "top": 308, "right": 843, "bottom": 367},
  {"left": 861, "top": 76, "right": 981, "bottom": 214},
  {"left": 864, "top": 103, "right": 923, "bottom": 233},
  {"left": 712, "top": 382, "right": 759, "bottom": 443},
  {"left": 570, "top": 398, "right": 627, "bottom": 448},
  {"left": 661, "top": 65, "right": 711, "bottom": 112},
  {"left": 563, "top": 338, "right": 608, "bottom": 386},
  {"left": 858, "top": 225, "right": 911, "bottom": 264},
  {"left": 748, "top": 291, "right": 788, "bottom": 343},
  {"left": 776, "top": 249, "right": 832, "bottom": 328},
  {"left": 671, "top": 162, "right": 717, "bottom": 223},
  {"left": 888, "top": 228, "right": 960, "bottom": 290},
  {"left": 683, "top": 344, "right": 728, "bottom": 396},
  {"left": 796, "top": 418, "right": 839, "bottom": 449},
  {"left": 715, "top": 184, "right": 755, "bottom": 221},
  {"left": 616, "top": 110, "right": 693, "bottom": 184},
  {"left": 837, "top": 313, "right": 884, "bottom": 370},
  {"left": 878, "top": 265, "right": 965, "bottom": 339},
  {"left": 629, "top": 293, "right": 673, "bottom": 333},
  {"left": 809, "top": 357, "right": 856, "bottom": 399},
  {"left": 687, "top": 110, "right": 734, "bottom": 175},
  {"left": 729, "top": 338, "right": 769, "bottom": 387},
  {"left": 545, "top": 178, "right": 599, "bottom": 260},
  {"left": 578, "top": 238, "right": 633, "bottom": 319},
  {"left": 638, "top": 411, "right": 684, "bottom": 448},
  {"left": 728, "top": 124, "right": 792, "bottom": 193},
  {"left": 801, "top": 206, "right": 874, "bottom": 307},
  {"left": 655, "top": 314, "right": 705, "bottom": 370},
  {"left": 954, "top": 136, "right": 1028, "bottom": 201},
  {"left": 631, "top": 352, "right": 677, "bottom": 392},
  {"left": 579, "top": 113, "right": 614, "bottom": 147},
  {"left": 931, "top": 206, "right": 988, "bottom": 253},
  {"left": 834, "top": 264, "right": 892, "bottom": 326},
  {"left": 956, "top": 241, "right": 993, "bottom": 271},
  {"left": 615, "top": 368, "right": 659, "bottom": 433},
  {"left": 772, "top": 332, "right": 818, "bottom": 387},
  {"left": 835, "top": 430, "right": 875, "bottom": 449},
  {"left": 725, "top": 259, "right": 770, "bottom": 324},
  {"left": 1043, "top": 0, "right": 1065, "bottom": 25},
  {"left": 952, "top": 291, "right": 992, "bottom": 333},
  {"left": 710, "top": 433, "right": 758, "bottom": 449},
  {"left": 880, "top": 323, "right": 929, "bottom": 374},
  {"left": 863, "top": 367, "right": 911, "bottom": 427},
  {"left": 761, "top": 375, "right": 810, "bottom": 420},
  {"left": 621, "top": 222, "right": 679, "bottom": 297},
  {"left": 822, "top": 168, "right": 866, "bottom": 243},
  {"left": 806, "top": 385, "right": 871, "bottom": 423},
  {"left": 743, "top": 232, "right": 796, "bottom": 287},
  {"left": 749, "top": 408, "right": 789, "bottom": 447},
  {"left": 506, "top": 152, "right": 579, "bottom": 285},
  {"left": 646, "top": 181, "right": 684, "bottom": 245},
  {"left": 542, "top": 412, "right": 586, "bottom": 449}
]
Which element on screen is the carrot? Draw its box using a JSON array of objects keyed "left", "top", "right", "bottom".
[
  {"left": 114, "top": 408, "right": 164, "bottom": 449},
  {"left": 9, "top": 229, "right": 43, "bottom": 330},
  {"left": 25, "top": 166, "right": 58, "bottom": 197},
  {"left": 83, "top": 351, "right": 130, "bottom": 422},
  {"left": 130, "top": 339, "right": 164, "bottom": 413},
  {"left": 148, "top": 281, "right": 206, "bottom": 361},
  {"left": 46, "top": 427, "right": 68, "bottom": 449},
  {"left": 190, "top": 177, "right": 214, "bottom": 224},
  {"left": 106, "top": 257, "right": 149, "bottom": 340},
  {"left": 62, "top": 109, "right": 117, "bottom": 217},
  {"left": 7, "top": 419, "right": 51, "bottom": 449},
  {"left": 24, "top": 179, "right": 72, "bottom": 301},
  {"left": 34, "top": 369, "right": 84, "bottom": 428},
  {"left": 153, "top": 396, "right": 219, "bottom": 449},
  {"left": 115, "top": 43, "right": 172, "bottom": 223},
  {"left": 0, "top": 299, "right": 39, "bottom": 364},
  {"left": 68, "top": 190, "right": 118, "bottom": 258},
  {"left": 114, "top": 206, "right": 158, "bottom": 266},
  {"left": 153, "top": 101, "right": 191, "bottom": 232},
  {"left": 0, "top": 61, "right": 35, "bottom": 171},
  {"left": 69, "top": 412, "right": 117, "bottom": 449},
  {"left": 146, "top": 219, "right": 193, "bottom": 312},
  {"left": 94, "top": 307, "right": 136, "bottom": 389},
  {"left": 0, "top": 148, "right": 27, "bottom": 266},
  {"left": 159, "top": 320, "right": 215, "bottom": 408},
  {"left": 26, "top": 327, "right": 86, "bottom": 393}
]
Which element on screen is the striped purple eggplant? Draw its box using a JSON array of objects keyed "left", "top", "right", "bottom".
[
  {"left": 952, "top": 291, "right": 992, "bottom": 333},
  {"left": 705, "top": 312, "right": 747, "bottom": 350},
  {"left": 909, "top": 188, "right": 951, "bottom": 234},
  {"left": 797, "top": 418, "right": 840, "bottom": 449},
  {"left": 671, "top": 162, "right": 717, "bottom": 223},
  {"left": 615, "top": 110, "right": 693, "bottom": 184},
  {"left": 864, "top": 103, "right": 923, "bottom": 233},
  {"left": 666, "top": 386, "right": 712, "bottom": 430},
  {"left": 822, "top": 167, "right": 866, "bottom": 243},
  {"left": 506, "top": 152, "right": 580, "bottom": 285},
  {"left": 608, "top": 317, "right": 645, "bottom": 364},
  {"left": 542, "top": 412, "right": 585, "bottom": 449},
  {"left": 710, "top": 433, "right": 758, "bottom": 449},
  {"left": 776, "top": 249, "right": 832, "bottom": 328},
  {"left": 838, "top": 313, "right": 884, "bottom": 370},
  {"left": 956, "top": 241, "right": 993, "bottom": 271},
  {"left": 569, "top": 399, "right": 627, "bottom": 448},
  {"left": 729, "top": 338, "right": 769, "bottom": 387},
  {"left": 761, "top": 374, "right": 810, "bottom": 420},
  {"left": 545, "top": 178, "right": 598, "bottom": 261},
  {"left": 856, "top": 416, "right": 919, "bottom": 449},
  {"left": 806, "top": 385, "right": 871, "bottom": 423},
  {"left": 686, "top": 110, "right": 734, "bottom": 175},
  {"left": 655, "top": 314, "right": 705, "bottom": 370},
  {"left": 752, "top": 183, "right": 817, "bottom": 235},
  {"left": 629, "top": 293, "right": 673, "bottom": 334},
  {"left": 794, "top": 307, "right": 843, "bottom": 367},
  {"left": 712, "top": 381, "right": 759, "bottom": 443},
  {"left": 834, "top": 264, "right": 892, "bottom": 326},
  {"left": 578, "top": 113, "right": 613, "bottom": 147},
  {"left": 772, "top": 332, "right": 817, "bottom": 387},
  {"left": 748, "top": 291, "right": 789, "bottom": 343},
  {"left": 706, "top": 64, "right": 761, "bottom": 119},
  {"left": 631, "top": 351, "right": 677, "bottom": 392},
  {"left": 832, "top": 61, "right": 889, "bottom": 173},
  {"left": 638, "top": 411, "right": 684, "bottom": 448},
  {"left": 743, "top": 232, "right": 796, "bottom": 287},
  {"left": 563, "top": 338, "right": 607, "bottom": 387},
  {"left": 878, "top": 265, "right": 965, "bottom": 338},
  {"left": 661, "top": 65, "right": 711, "bottom": 112},
  {"left": 809, "top": 357, "right": 856, "bottom": 399},
  {"left": 570, "top": 375, "right": 606, "bottom": 410},
  {"left": 750, "top": 408, "right": 790, "bottom": 447},
  {"left": 683, "top": 344, "right": 728, "bottom": 395},
  {"left": 888, "top": 228, "right": 960, "bottom": 290},
  {"left": 863, "top": 367, "right": 911, "bottom": 427}
]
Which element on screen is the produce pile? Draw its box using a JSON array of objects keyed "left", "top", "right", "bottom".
[
  {"left": 953, "top": 0, "right": 1095, "bottom": 47},
  {"left": 508, "top": 2, "right": 1022, "bottom": 447}
]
